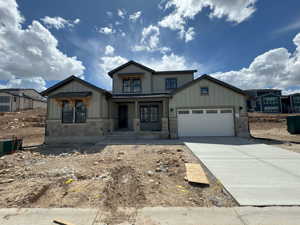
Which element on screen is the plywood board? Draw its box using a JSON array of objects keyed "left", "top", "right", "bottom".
[{"left": 185, "top": 163, "right": 209, "bottom": 184}]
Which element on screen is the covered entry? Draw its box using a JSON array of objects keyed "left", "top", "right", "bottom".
[{"left": 177, "top": 108, "right": 235, "bottom": 137}]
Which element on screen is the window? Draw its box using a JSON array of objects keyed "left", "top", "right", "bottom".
[
  {"left": 263, "top": 96, "right": 278, "bottom": 105},
  {"left": 200, "top": 87, "right": 209, "bottom": 95},
  {"left": 140, "top": 105, "right": 159, "bottom": 122},
  {"left": 294, "top": 96, "right": 300, "bottom": 105},
  {"left": 0, "top": 96, "right": 10, "bottom": 103},
  {"left": 166, "top": 78, "right": 177, "bottom": 89},
  {"left": 206, "top": 109, "right": 218, "bottom": 114},
  {"left": 264, "top": 106, "right": 279, "bottom": 113},
  {"left": 62, "top": 100, "right": 87, "bottom": 123},
  {"left": 123, "top": 79, "right": 131, "bottom": 93},
  {"left": 192, "top": 110, "right": 203, "bottom": 114},
  {"left": 123, "top": 79, "right": 141, "bottom": 93},
  {"left": 0, "top": 105, "right": 10, "bottom": 112},
  {"left": 75, "top": 101, "right": 87, "bottom": 123},
  {"left": 221, "top": 109, "right": 232, "bottom": 114},
  {"left": 178, "top": 110, "right": 189, "bottom": 114},
  {"left": 14, "top": 97, "right": 17, "bottom": 102},
  {"left": 62, "top": 101, "right": 74, "bottom": 123}
]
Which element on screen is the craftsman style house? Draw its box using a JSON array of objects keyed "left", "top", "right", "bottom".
[{"left": 42, "top": 61, "right": 249, "bottom": 143}]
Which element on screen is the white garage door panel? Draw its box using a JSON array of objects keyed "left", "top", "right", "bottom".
[{"left": 178, "top": 109, "right": 234, "bottom": 137}]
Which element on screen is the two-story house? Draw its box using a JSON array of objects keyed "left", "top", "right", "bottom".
[{"left": 42, "top": 61, "right": 249, "bottom": 143}]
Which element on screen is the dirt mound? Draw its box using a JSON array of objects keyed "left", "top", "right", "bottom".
[{"left": 103, "top": 166, "right": 146, "bottom": 210}]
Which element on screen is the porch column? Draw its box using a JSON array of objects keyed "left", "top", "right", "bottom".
[
  {"left": 161, "top": 99, "right": 169, "bottom": 133},
  {"left": 133, "top": 100, "right": 140, "bottom": 132}
]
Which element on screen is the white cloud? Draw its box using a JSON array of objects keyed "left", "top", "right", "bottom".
[
  {"left": 1, "top": 76, "right": 47, "bottom": 91},
  {"left": 142, "top": 53, "right": 198, "bottom": 71},
  {"left": 117, "top": 9, "right": 126, "bottom": 19},
  {"left": 213, "top": 32, "right": 300, "bottom": 92},
  {"left": 132, "top": 25, "right": 170, "bottom": 53},
  {"left": 98, "top": 26, "right": 115, "bottom": 34},
  {"left": 41, "top": 16, "right": 80, "bottom": 29},
  {"left": 99, "top": 56, "right": 128, "bottom": 74},
  {"left": 0, "top": 0, "right": 85, "bottom": 85},
  {"left": 159, "top": 0, "right": 257, "bottom": 40},
  {"left": 274, "top": 19, "right": 300, "bottom": 34},
  {"left": 73, "top": 18, "right": 80, "bottom": 24},
  {"left": 106, "top": 11, "right": 113, "bottom": 18},
  {"left": 129, "top": 11, "right": 142, "bottom": 21},
  {"left": 180, "top": 27, "right": 195, "bottom": 42},
  {"left": 104, "top": 45, "right": 115, "bottom": 55}
]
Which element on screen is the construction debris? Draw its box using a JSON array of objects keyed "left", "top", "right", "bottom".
[{"left": 185, "top": 163, "right": 209, "bottom": 185}]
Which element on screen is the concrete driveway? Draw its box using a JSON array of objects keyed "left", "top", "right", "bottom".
[{"left": 184, "top": 137, "right": 300, "bottom": 206}]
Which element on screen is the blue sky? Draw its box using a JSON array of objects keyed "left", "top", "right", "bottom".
[{"left": 0, "top": 0, "right": 300, "bottom": 94}]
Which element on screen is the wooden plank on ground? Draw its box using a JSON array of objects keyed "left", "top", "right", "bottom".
[
  {"left": 53, "top": 219, "right": 77, "bottom": 225},
  {"left": 185, "top": 163, "right": 209, "bottom": 184}
]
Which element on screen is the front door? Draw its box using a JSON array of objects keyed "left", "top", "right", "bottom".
[{"left": 118, "top": 105, "right": 128, "bottom": 129}]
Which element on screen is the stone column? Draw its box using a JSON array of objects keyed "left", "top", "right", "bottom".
[
  {"left": 161, "top": 99, "right": 169, "bottom": 134},
  {"left": 133, "top": 100, "right": 140, "bottom": 132}
]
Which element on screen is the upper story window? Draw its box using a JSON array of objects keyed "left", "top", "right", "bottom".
[
  {"left": 0, "top": 96, "right": 10, "bottom": 103},
  {"left": 62, "top": 100, "right": 87, "bottom": 123},
  {"left": 165, "top": 78, "right": 177, "bottom": 90},
  {"left": 123, "top": 79, "right": 141, "bottom": 93},
  {"left": 200, "top": 87, "right": 209, "bottom": 95},
  {"left": 294, "top": 96, "right": 300, "bottom": 104},
  {"left": 263, "top": 96, "right": 278, "bottom": 105}
]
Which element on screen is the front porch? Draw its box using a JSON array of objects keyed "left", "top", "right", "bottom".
[{"left": 109, "top": 97, "right": 169, "bottom": 137}]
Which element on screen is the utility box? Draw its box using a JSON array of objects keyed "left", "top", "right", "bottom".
[
  {"left": 0, "top": 138, "right": 22, "bottom": 156},
  {"left": 287, "top": 116, "right": 300, "bottom": 134}
]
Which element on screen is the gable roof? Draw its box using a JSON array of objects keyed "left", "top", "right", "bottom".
[
  {"left": 171, "top": 74, "right": 247, "bottom": 96},
  {"left": 41, "top": 75, "right": 111, "bottom": 97},
  {"left": 108, "top": 61, "right": 155, "bottom": 77},
  {"left": 108, "top": 60, "right": 197, "bottom": 77}
]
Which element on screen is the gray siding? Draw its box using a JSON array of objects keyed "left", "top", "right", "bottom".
[
  {"left": 152, "top": 73, "right": 193, "bottom": 93},
  {"left": 169, "top": 78, "right": 247, "bottom": 117},
  {"left": 112, "top": 64, "right": 152, "bottom": 94},
  {"left": 112, "top": 64, "right": 194, "bottom": 94},
  {"left": 48, "top": 80, "right": 109, "bottom": 120}
]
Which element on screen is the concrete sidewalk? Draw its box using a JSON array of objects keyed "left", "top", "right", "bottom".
[{"left": 1, "top": 207, "right": 300, "bottom": 225}]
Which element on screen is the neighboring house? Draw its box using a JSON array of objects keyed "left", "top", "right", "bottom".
[
  {"left": 290, "top": 93, "right": 300, "bottom": 113},
  {"left": 245, "top": 89, "right": 282, "bottom": 113},
  {"left": 41, "top": 61, "right": 249, "bottom": 143},
  {"left": 0, "top": 89, "right": 46, "bottom": 112}
]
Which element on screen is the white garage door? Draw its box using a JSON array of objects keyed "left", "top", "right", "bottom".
[{"left": 177, "top": 108, "right": 235, "bottom": 137}]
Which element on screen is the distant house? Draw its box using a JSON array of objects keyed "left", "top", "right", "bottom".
[
  {"left": 41, "top": 60, "right": 250, "bottom": 143},
  {"left": 0, "top": 89, "right": 46, "bottom": 112},
  {"left": 245, "top": 89, "right": 300, "bottom": 113},
  {"left": 245, "top": 89, "right": 282, "bottom": 113},
  {"left": 290, "top": 93, "right": 300, "bottom": 113}
]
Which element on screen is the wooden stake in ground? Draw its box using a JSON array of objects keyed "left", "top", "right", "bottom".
[
  {"left": 53, "top": 219, "right": 76, "bottom": 225},
  {"left": 185, "top": 163, "right": 209, "bottom": 185}
]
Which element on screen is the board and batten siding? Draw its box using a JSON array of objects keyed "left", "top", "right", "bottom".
[
  {"left": 47, "top": 80, "right": 108, "bottom": 120},
  {"left": 169, "top": 78, "right": 247, "bottom": 117},
  {"left": 112, "top": 64, "right": 152, "bottom": 94},
  {"left": 152, "top": 73, "right": 193, "bottom": 93}
]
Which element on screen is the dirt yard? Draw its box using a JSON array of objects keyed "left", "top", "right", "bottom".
[
  {"left": 0, "top": 144, "right": 237, "bottom": 210},
  {"left": 0, "top": 109, "right": 45, "bottom": 146},
  {"left": 249, "top": 112, "right": 300, "bottom": 153}
]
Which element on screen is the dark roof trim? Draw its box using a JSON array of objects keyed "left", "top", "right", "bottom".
[
  {"left": 41, "top": 76, "right": 111, "bottom": 97},
  {"left": 153, "top": 70, "right": 197, "bottom": 75},
  {"left": 245, "top": 89, "right": 281, "bottom": 92},
  {"left": 171, "top": 74, "right": 247, "bottom": 96},
  {"left": 112, "top": 92, "right": 170, "bottom": 97},
  {"left": 108, "top": 61, "right": 155, "bottom": 77},
  {"left": 49, "top": 91, "right": 92, "bottom": 98},
  {"left": 258, "top": 93, "right": 281, "bottom": 98},
  {"left": 108, "top": 60, "right": 197, "bottom": 77}
]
